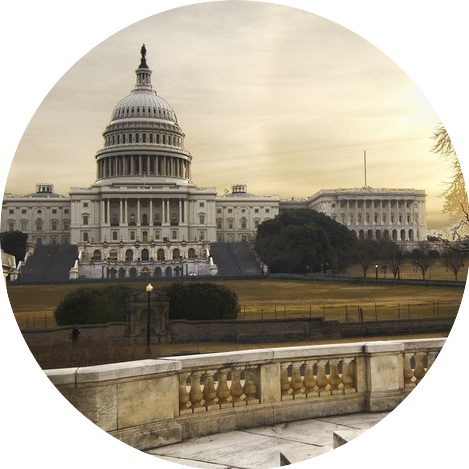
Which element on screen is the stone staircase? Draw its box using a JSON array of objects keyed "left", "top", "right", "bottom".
[
  {"left": 209, "top": 242, "right": 262, "bottom": 277},
  {"left": 18, "top": 244, "right": 78, "bottom": 283}
]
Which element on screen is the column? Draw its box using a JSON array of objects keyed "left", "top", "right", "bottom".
[
  {"left": 106, "top": 199, "right": 110, "bottom": 224},
  {"left": 162, "top": 198, "right": 166, "bottom": 224},
  {"left": 166, "top": 199, "right": 170, "bottom": 223},
  {"left": 149, "top": 199, "right": 153, "bottom": 224},
  {"left": 119, "top": 199, "right": 123, "bottom": 224},
  {"left": 124, "top": 199, "right": 128, "bottom": 224},
  {"left": 137, "top": 199, "right": 141, "bottom": 226},
  {"left": 101, "top": 200, "right": 106, "bottom": 224},
  {"left": 179, "top": 199, "right": 182, "bottom": 223}
]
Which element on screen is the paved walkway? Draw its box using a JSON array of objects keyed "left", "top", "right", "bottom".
[{"left": 146, "top": 412, "right": 389, "bottom": 468}]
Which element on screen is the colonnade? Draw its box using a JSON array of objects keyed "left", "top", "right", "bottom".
[
  {"left": 337, "top": 198, "right": 423, "bottom": 227},
  {"left": 101, "top": 197, "right": 190, "bottom": 226},
  {"left": 97, "top": 154, "right": 190, "bottom": 180}
]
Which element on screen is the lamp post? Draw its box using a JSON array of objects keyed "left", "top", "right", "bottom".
[
  {"left": 375, "top": 264, "right": 378, "bottom": 279},
  {"left": 145, "top": 282, "right": 153, "bottom": 353}
]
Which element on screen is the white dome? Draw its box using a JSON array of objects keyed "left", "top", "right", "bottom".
[{"left": 111, "top": 90, "right": 178, "bottom": 124}]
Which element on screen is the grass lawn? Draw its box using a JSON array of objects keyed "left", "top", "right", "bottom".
[{"left": 7, "top": 276, "right": 465, "bottom": 329}]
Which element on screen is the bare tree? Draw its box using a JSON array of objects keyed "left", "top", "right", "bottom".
[
  {"left": 441, "top": 246, "right": 467, "bottom": 281},
  {"left": 409, "top": 242, "right": 439, "bottom": 280},
  {"left": 432, "top": 125, "right": 469, "bottom": 251}
]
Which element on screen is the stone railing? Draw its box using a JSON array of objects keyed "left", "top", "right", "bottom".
[{"left": 45, "top": 338, "right": 444, "bottom": 450}]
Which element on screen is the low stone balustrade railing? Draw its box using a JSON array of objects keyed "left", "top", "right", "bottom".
[{"left": 45, "top": 338, "right": 444, "bottom": 451}]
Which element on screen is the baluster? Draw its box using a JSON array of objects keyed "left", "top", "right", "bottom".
[
  {"left": 217, "top": 369, "right": 232, "bottom": 408},
  {"left": 303, "top": 360, "right": 318, "bottom": 397},
  {"left": 203, "top": 370, "right": 219, "bottom": 410},
  {"left": 243, "top": 366, "right": 259, "bottom": 405},
  {"left": 413, "top": 352, "right": 426, "bottom": 385},
  {"left": 230, "top": 367, "right": 245, "bottom": 406},
  {"left": 329, "top": 358, "right": 342, "bottom": 394},
  {"left": 281, "top": 362, "right": 293, "bottom": 400},
  {"left": 341, "top": 357, "right": 356, "bottom": 393},
  {"left": 290, "top": 362, "right": 305, "bottom": 398},
  {"left": 427, "top": 351, "right": 439, "bottom": 371},
  {"left": 189, "top": 370, "right": 204, "bottom": 412},
  {"left": 403, "top": 353, "right": 416, "bottom": 388},
  {"left": 316, "top": 359, "right": 330, "bottom": 395},
  {"left": 179, "top": 372, "right": 191, "bottom": 414}
]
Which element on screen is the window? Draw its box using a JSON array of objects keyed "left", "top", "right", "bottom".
[
  {"left": 51, "top": 221, "right": 58, "bottom": 231},
  {"left": 64, "top": 209, "right": 69, "bottom": 214},
  {"left": 83, "top": 203, "right": 89, "bottom": 208},
  {"left": 199, "top": 214, "right": 205, "bottom": 224},
  {"left": 83, "top": 215, "right": 89, "bottom": 225},
  {"left": 125, "top": 249, "right": 133, "bottom": 261},
  {"left": 109, "top": 249, "right": 117, "bottom": 261},
  {"left": 172, "top": 248, "right": 180, "bottom": 260},
  {"left": 188, "top": 248, "right": 196, "bottom": 260},
  {"left": 171, "top": 230, "right": 178, "bottom": 240},
  {"left": 8, "top": 209, "right": 14, "bottom": 214},
  {"left": 21, "top": 209, "right": 27, "bottom": 214},
  {"left": 112, "top": 231, "right": 118, "bottom": 241},
  {"left": 36, "top": 219, "right": 43, "bottom": 231},
  {"left": 228, "top": 208, "right": 233, "bottom": 214},
  {"left": 130, "top": 231, "right": 136, "bottom": 240},
  {"left": 83, "top": 232, "right": 89, "bottom": 242},
  {"left": 199, "top": 202, "right": 205, "bottom": 208},
  {"left": 52, "top": 209, "right": 57, "bottom": 214},
  {"left": 266, "top": 209, "right": 270, "bottom": 213}
]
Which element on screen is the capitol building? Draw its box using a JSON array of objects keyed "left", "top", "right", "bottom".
[{"left": 1, "top": 47, "right": 427, "bottom": 280}]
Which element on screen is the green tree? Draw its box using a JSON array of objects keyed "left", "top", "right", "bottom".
[
  {"left": 255, "top": 209, "right": 356, "bottom": 274},
  {"left": 0, "top": 231, "right": 28, "bottom": 264},
  {"left": 164, "top": 282, "right": 239, "bottom": 320},
  {"left": 54, "top": 285, "right": 136, "bottom": 325}
]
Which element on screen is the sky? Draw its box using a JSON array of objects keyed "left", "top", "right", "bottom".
[{"left": 2, "top": 1, "right": 458, "bottom": 229}]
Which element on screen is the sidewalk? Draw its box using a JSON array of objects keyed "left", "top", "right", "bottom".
[{"left": 146, "top": 412, "right": 389, "bottom": 469}]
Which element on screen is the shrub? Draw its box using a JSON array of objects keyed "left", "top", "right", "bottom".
[
  {"left": 164, "top": 282, "right": 239, "bottom": 320},
  {"left": 54, "top": 285, "right": 136, "bottom": 325}
]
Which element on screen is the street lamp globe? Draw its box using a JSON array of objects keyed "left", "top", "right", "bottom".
[{"left": 146, "top": 283, "right": 154, "bottom": 294}]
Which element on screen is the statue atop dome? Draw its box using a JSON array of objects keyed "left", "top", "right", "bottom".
[{"left": 139, "top": 44, "right": 148, "bottom": 68}]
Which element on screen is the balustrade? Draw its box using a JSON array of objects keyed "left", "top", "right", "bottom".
[
  {"left": 46, "top": 338, "right": 446, "bottom": 451},
  {"left": 280, "top": 357, "right": 357, "bottom": 400},
  {"left": 403, "top": 350, "right": 439, "bottom": 388},
  {"left": 179, "top": 365, "right": 260, "bottom": 414}
]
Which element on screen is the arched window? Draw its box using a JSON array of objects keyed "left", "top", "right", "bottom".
[
  {"left": 157, "top": 249, "right": 165, "bottom": 261},
  {"left": 125, "top": 249, "right": 133, "bottom": 261},
  {"left": 109, "top": 249, "right": 118, "bottom": 261},
  {"left": 35, "top": 218, "right": 43, "bottom": 231},
  {"left": 188, "top": 248, "right": 196, "bottom": 260},
  {"left": 141, "top": 248, "right": 150, "bottom": 261},
  {"left": 172, "top": 248, "right": 180, "bottom": 260},
  {"left": 129, "top": 267, "right": 137, "bottom": 278},
  {"left": 92, "top": 249, "right": 102, "bottom": 261},
  {"left": 241, "top": 217, "right": 247, "bottom": 229}
]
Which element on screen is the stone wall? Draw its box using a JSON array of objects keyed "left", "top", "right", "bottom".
[
  {"left": 45, "top": 338, "right": 445, "bottom": 451},
  {"left": 22, "top": 317, "right": 454, "bottom": 348}
]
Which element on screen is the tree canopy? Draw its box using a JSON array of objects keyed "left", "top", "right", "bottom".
[
  {"left": 254, "top": 209, "right": 357, "bottom": 274},
  {"left": 0, "top": 231, "right": 28, "bottom": 264}
]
